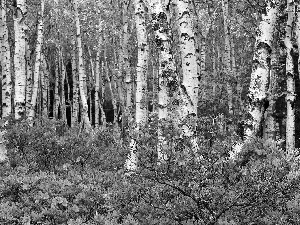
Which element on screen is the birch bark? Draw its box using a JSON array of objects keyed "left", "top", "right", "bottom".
[
  {"left": 285, "top": 0, "right": 296, "bottom": 159},
  {"left": 222, "top": 0, "right": 234, "bottom": 115},
  {"left": 126, "top": 0, "right": 148, "bottom": 172},
  {"left": 246, "top": 2, "right": 279, "bottom": 139},
  {"left": 14, "top": 0, "right": 27, "bottom": 119},
  {"left": 74, "top": 0, "right": 91, "bottom": 128},
  {"left": 0, "top": 0, "right": 12, "bottom": 118},
  {"left": 28, "top": 0, "right": 44, "bottom": 121}
]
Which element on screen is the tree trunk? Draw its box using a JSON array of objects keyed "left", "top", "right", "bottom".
[
  {"left": 14, "top": 0, "right": 27, "bottom": 119},
  {"left": 95, "top": 52, "right": 100, "bottom": 127},
  {"left": 28, "top": 0, "right": 44, "bottom": 121},
  {"left": 175, "top": 0, "right": 200, "bottom": 160},
  {"left": 285, "top": 0, "right": 295, "bottom": 159},
  {"left": 148, "top": 0, "right": 174, "bottom": 163},
  {"left": 54, "top": 57, "right": 60, "bottom": 119},
  {"left": 222, "top": 0, "right": 234, "bottom": 115},
  {"left": 126, "top": 0, "right": 148, "bottom": 172},
  {"left": 73, "top": 0, "right": 91, "bottom": 128},
  {"left": 41, "top": 54, "right": 48, "bottom": 116},
  {"left": 246, "top": 2, "right": 279, "bottom": 139},
  {"left": 60, "top": 49, "right": 66, "bottom": 123},
  {"left": 0, "top": 0, "right": 12, "bottom": 118},
  {"left": 25, "top": 41, "right": 32, "bottom": 115},
  {"left": 100, "top": 61, "right": 107, "bottom": 127},
  {"left": 71, "top": 43, "right": 79, "bottom": 126}
]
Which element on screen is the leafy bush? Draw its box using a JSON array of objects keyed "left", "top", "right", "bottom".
[
  {"left": 1, "top": 118, "right": 127, "bottom": 172},
  {"left": 1, "top": 117, "right": 300, "bottom": 224}
]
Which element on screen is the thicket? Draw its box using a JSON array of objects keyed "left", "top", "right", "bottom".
[{"left": 0, "top": 117, "right": 300, "bottom": 224}]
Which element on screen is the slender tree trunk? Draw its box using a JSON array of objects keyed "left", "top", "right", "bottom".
[
  {"left": 126, "top": 0, "right": 148, "bottom": 172},
  {"left": 104, "top": 46, "right": 118, "bottom": 125},
  {"left": 71, "top": 44, "right": 79, "bottom": 126},
  {"left": 73, "top": 0, "right": 91, "bottom": 128},
  {"left": 41, "top": 54, "right": 48, "bottom": 116},
  {"left": 60, "top": 49, "right": 66, "bottom": 123},
  {"left": 87, "top": 46, "right": 94, "bottom": 124},
  {"left": 28, "top": 0, "right": 44, "bottom": 121},
  {"left": 14, "top": 0, "right": 27, "bottom": 119},
  {"left": 100, "top": 61, "right": 107, "bottom": 127},
  {"left": 245, "top": 2, "right": 279, "bottom": 139},
  {"left": 0, "top": 0, "right": 12, "bottom": 118},
  {"left": 54, "top": 58, "right": 60, "bottom": 119},
  {"left": 25, "top": 40, "right": 32, "bottom": 115},
  {"left": 222, "top": 0, "right": 234, "bottom": 115},
  {"left": 263, "top": 51, "right": 278, "bottom": 141},
  {"left": 285, "top": 0, "right": 295, "bottom": 159},
  {"left": 123, "top": 10, "right": 133, "bottom": 126},
  {"left": 95, "top": 52, "right": 100, "bottom": 127}
]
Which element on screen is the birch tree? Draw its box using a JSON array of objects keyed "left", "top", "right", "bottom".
[
  {"left": 175, "top": 0, "right": 200, "bottom": 159},
  {"left": 71, "top": 44, "right": 79, "bottom": 126},
  {"left": 147, "top": 0, "right": 174, "bottom": 162},
  {"left": 0, "top": 0, "right": 12, "bottom": 118},
  {"left": 126, "top": 0, "right": 148, "bottom": 171},
  {"left": 95, "top": 52, "right": 100, "bottom": 127},
  {"left": 285, "top": 0, "right": 296, "bottom": 159},
  {"left": 14, "top": 0, "right": 27, "bottom": 119},
  {"left": 222, "top": 0, "right": 234, "bottom": 115},
  {"left": 28, "top": 0, "right": 45, "bottom": 121},
  {"left": 245, "top": 1, "right": 279, "bottom": 140},
  {"left": 73, "top": 0, "right": 91, "bottom": 128}
]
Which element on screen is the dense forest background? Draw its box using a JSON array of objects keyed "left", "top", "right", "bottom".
[{"left": 1, "top": 0, "right": 300, "bottom": 224}]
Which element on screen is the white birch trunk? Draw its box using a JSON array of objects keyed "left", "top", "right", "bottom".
[
  {"left": 175, "top": 0, "right": 200, "bottom": 160},
  {"left": 74, "top": 0, "right": 91, "bottom": 128},
  {"left": 0, "top": 0, "right": 12, "bottom": 118},
  {"left": 95, "top": 52, "right": 100, "bottom": 127},
  {"left": 100, "top": 61, "right": 107, "bottom": 127},
  {"left": 126, "top": 0, "right": 148, "bottom": 172},
  {"left": 41, "top": 54, "right": 48, "bottom": 116},
  {"left": 222, "top": 0, "right": 233, "bottom": 115},
  {"left": 147, "top": 0, "right": 174, "bottom": 163},
  {"left": 14, "top": 0, "right": 27, "bottom": 119},
  {"left": 61, "top": 51, "right": 66, "bottom": 123},
  {"left": 285, "top": 0, "right": 295, "bottom": 159},
  {"left": 246, "top": 2, "right": 279, "bottom": 139},
  {"left": 54, "top": 59, "right": 60, "bottom": 119},
  {"left": 28, "top": 0, "right": 44, "bottom": 121},
  {"left": 71, "top": 44, "right": 79, "bottom": 126},
  {"left": 25, "top": 41, "right": 32, "bottom": 115}
]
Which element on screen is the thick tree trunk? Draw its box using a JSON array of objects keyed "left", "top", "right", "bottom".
[
  {"left": 28, "top": 0, "right": 44, "bottom": 121},
  {"left": 285, "top": 0, "right": 295, "bottom": 159},
  {"left": 148, "top": 0, "right": 174, "bottom": 163},
  {"left": 263, "top": 51, "right": 278, "bottom": 141},
  {"left": 0, "top": 0, "right": 12, "bottom": 118},
  {"left": 126, "top": 0, "right": 148, "bottom": 172},
  {"left": 74, "top": 0, "right": 91, "bottom": 128},
  {"left": 246, "top": 2, "right": 279, "bottom": 139},
  {"left": 14, "top": 0, "right": 27, "bottom": 119},
  {"left": 175, "top": 0, "right": 200, "bottom": 160},
  {"left": 122, "top": 3, "right": 133, "bottom": 127}
]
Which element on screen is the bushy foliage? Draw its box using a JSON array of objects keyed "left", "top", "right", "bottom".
[
  {"left": 1, "top": 117, "right": 300, "bottom": 224},
  {"left": 1, "top": 117, "right": 127, "bottom": 172}
]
